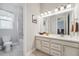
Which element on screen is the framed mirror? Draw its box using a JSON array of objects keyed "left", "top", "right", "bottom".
[{"left": 39, "top": 11, "right": 72, "bottom": 35}]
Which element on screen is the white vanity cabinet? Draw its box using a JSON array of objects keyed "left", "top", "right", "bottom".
[
  {"left": 62, "top": 41, "right": 79, "bottom": 56},
  {"left": 50, "top": 42, "right": 63, "bottom": 56},
  {"left": 41, "top": 40, "right": 50, "bottom": 54},
  {"left": 50, "top": 39, "right": 63, "bottom": 56},
  {"left": 35, "top": 37, "right": 50, "bottom": 54},
  {"left": 35, "top": 35, "right": 79, "bottom": 56}
]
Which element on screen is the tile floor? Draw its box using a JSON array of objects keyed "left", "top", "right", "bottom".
[{"left": 30, "top": 49, "right": 49, "bottom": 56}]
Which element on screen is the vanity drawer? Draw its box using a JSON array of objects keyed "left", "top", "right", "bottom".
[
  {"left": 42, "top": 41, "right": 49, "bottom": 47},
  {"left": 50, "top": 43, "right": 62, "bottom": 51},
  {"left": 62, "top": 41, "right": 79, "bottom": 48},
  {"left": 41, "top": 46, "right": 49, "bottom": 54},
  {"left": 50, "top": 49, "right": 62, "bottom": 56},
  {"left": 36, "top": 37, "right": 49, "bottom": 42},
  {"left": 51, "top": 39, "right": 63, "bottom": 44}
]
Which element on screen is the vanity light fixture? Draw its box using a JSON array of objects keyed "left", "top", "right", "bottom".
[
  {"left": 38, "top": 4, "right": 72, "bottom": 18},
  {"left": 66, "top": 4, "right": 71, "bottom": 9}
]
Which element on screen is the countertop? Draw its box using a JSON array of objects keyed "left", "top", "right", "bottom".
[{"left": 35, "top": 34, "right": 79, "bottom": 43}]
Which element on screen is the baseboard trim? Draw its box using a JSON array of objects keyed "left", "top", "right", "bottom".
[{"left": 26, "top": 48, "right": 36, "bottom": 56}]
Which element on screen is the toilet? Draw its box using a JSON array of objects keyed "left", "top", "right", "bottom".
[{"left": 2, "top": 36, "right": 12, "bottom": 52}]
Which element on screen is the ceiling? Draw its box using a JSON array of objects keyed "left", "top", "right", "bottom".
[{"left": 0, "top": 3, "right": 24, "bottom": 7}]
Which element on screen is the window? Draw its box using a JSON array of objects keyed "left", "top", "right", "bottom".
[{"left": 0, "top": 16, "right": 13, "bottom": 29}]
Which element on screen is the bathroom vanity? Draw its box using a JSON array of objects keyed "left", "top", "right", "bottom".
[
  {"left": 35, "top": 5, "right": 79, "bottom": 56},
  {"left": 35, "top": 34, "right": 79, "bottom": 56}
]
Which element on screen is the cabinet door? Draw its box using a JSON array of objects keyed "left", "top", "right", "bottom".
[
  {"left": 36, "top": 39, "right": 41, "bottom": 50},
  {"left": 63, "top": 46, "right": 79, "bottom": 56}
]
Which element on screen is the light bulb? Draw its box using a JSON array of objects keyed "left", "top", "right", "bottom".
[
  {"left": 44, "top": 12, "right": 47, "bottom": 15},
  {"left": 41, "top": 13, "right": 44, "bottom": 16},
  {"left": 60, "top": 6, "right": 64, "bottom": 10},
  {"left": 67, "top": 4, "right": 71, "bottom": 9},
  {"left": 55, "top": 8, "right": 58, "bottom": 12},
  {"left": 48, "top": 11, "right": 51, "bottom": 14}
]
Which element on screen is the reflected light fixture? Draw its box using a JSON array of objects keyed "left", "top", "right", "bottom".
[
  {"left": 55, "top": 7, "right": 58, "bottom": 12},
  {"left": 44, "top": 12, "right": 47, "bottom": 15},
  {"left": 60, "top": 6, "right": 64, "bottom": 10},
  {"left": 67, "top": 4, "right": 71, "bottom": 9},
  {"left": 41, "top": 13, "right": 44, "bottom": 16},
  {"left": 48, "top": 11, "right": 51, "bottom": 14}
]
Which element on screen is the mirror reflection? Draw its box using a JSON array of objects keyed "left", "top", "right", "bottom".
[{"left": 40, "top": 11, "right": 72, "bottom": 35}]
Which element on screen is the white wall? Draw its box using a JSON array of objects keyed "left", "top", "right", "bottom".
[
  {"left": 74, "top": 4, "right": 79, "bottom": 35},
  {"left": 23, "top": 3, "right": 40, "bottom": 55},
  {"left": 23, "top": 3, "right": 27, "bottom": 55}
]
